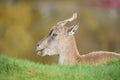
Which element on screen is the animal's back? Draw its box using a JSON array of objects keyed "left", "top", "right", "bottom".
[{"left": 78, "top": 51, "right": 120, "bottom": 64}]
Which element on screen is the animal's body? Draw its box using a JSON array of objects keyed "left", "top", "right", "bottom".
[{"left": 36, "top": 13, "right": 120, "bottom": 65}]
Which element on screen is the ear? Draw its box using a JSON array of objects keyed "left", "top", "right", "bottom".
[{"left": 68, "top": 24, "right": 79, "bottom": 35}]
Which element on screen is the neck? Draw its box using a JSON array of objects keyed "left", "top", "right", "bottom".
[{"left": 58, "top": 36, "right": 80, "bottom": 65}]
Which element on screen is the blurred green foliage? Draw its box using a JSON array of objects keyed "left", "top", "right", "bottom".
[{"left": 0, "top": 0, "right": 120, "bottom": 64}]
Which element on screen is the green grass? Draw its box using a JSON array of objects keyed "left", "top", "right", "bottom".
[{"left": 0, "top": 56, "right": 120, "bottom": 80}]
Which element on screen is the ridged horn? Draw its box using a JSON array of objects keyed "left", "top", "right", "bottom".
[{"left": 56, "top": 13, "right": 77, "bottom": 26}]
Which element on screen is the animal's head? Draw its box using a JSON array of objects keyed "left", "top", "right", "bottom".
[{"left": 35, "top": 13, "right": 79, "bottom": 56}]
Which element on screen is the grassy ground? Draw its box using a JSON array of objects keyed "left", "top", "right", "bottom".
[{"left": 0, "top": 56, "right": 120, "bottom": 80}]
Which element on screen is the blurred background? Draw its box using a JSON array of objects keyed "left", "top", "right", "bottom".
[{"left": 0, "top": 0, "right": 120, "bottom": 64}]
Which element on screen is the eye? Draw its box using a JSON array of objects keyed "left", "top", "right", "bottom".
[
  {"left": 51, "top": 33, "right": 57, "bottom": 39},
  {"left": 53, "top": 33, "right": 57, "bottom": 37}
]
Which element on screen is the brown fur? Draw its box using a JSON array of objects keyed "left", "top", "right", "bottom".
[
  {"left": 58, "top": 36, "right": 120, "bottom": 65},
  {"left": 78, "top": 51, "right": 120, "bottom": 64}
]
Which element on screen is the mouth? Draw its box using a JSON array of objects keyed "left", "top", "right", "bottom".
[
  {"left": 37, "top": 50, "right": 45, "bottom": 56},
  {"left": 36, "top": 47, "right": 46, "bottom": 56}
]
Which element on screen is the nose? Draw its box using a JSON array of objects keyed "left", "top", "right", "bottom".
[
  {"left": 35, "top": 44, "right": 40, "bottom": 51},
  {"left": 36, "top": 43, "right": 40, "bottom": 47},
  {"left": 35, "top": 43, "right": 45, "bottom": 52}
]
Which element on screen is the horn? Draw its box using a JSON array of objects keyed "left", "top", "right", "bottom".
[{"left": 56, "top": 13, "right": 77, "bottom": 26}]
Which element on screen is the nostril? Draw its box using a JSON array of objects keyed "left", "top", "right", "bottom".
[
  {"left": 36, "top": 44, "right": 39, "bottom": 47},
  {"left": 35, "top": 44, "right": 40, "bottom": 51}
]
